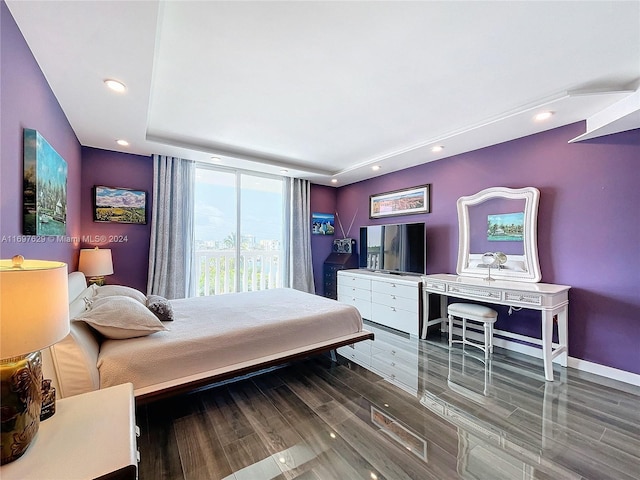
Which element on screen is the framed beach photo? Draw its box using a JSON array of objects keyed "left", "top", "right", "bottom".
[
  {"left": 370, "top": 184, "right": 430, "bottom": 219},
  {"left": 93, "top": 185, "right": 147, "bottom": 224},
  {"left": 311, "top": 212, "right": 335, "bottom": 235}
]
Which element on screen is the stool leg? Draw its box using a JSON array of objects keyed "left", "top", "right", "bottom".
[
  {"left": 462, "top": 318, "right": 467, "bottom": 344},
  {"left": 484, "top": 322, "right": 490, "bottom": 360},
  {"left": 448, "top": 314, "right": 453, "bottom": 347},
  {"left": 489, "top": 323, "right": 494, "bottom": 354}
]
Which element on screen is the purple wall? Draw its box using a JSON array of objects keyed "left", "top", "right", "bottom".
[
  {"left": 310, "top": 184, "right": 337, "bottom": 296},
  {"left": 80, "top": 147, "right": 153, "bottom": 292},
  {"left": 0, "top": 1, "right": 82, "bottom": 268},
  {"left": 329, "top": 123, "right": 640, "bottom": 375},
  {"left": 3, "top": 2, "right": 639, "bottom": 376}
]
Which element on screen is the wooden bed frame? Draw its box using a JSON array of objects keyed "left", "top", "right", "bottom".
[{"left": 46, "top": 272, "right": 373, "bottom": 404}]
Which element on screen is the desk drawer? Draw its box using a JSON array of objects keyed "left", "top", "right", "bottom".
[
  {"left": 504, "top": 291, "right": 542, "bottom": 306},
  {"left": 446, "top": 284, "right": 502, "bottom": 301},
  {"left": 424, "top": 280, "right": 446, "bottom": 293}
]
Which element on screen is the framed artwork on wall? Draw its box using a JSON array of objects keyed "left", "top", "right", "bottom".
[
  {"left": 370, "top": 184, "right": 430, "bottom": 219},
  {"left": 93, "top": 185, "right": 147, "bottom": 224},
  {"left": 23, "top": 128, "right": 68, "bottom": 235},
  {"left": 312, "top": 212, "right": 335, "bottom": 235}
]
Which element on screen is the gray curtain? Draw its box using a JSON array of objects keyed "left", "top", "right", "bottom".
[
  {"left": 147, "top": 155, "right": 195, "bottom": 299},
  {"left": 283, "top": 178, "right": 315, "bottom": 293}
]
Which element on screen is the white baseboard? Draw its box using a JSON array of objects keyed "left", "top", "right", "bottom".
[
  {"left": 567, "top": 357, "right": 640, "bottom": 387},
  {"left": 450, "top": 323, "right": 640, "bottom": 387}
]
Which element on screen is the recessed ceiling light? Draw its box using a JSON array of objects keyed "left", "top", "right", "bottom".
[
  {"left": 372, "top": 165, "right": 381, "bottom": 171},
  {"left": 279, "top": 169, "right": 289, "bottom": 174},
  {"left": 331, "top": 178, "right": 338, "bottom": 184},
  {"left": 431, "top": 145, "right": 444, "bottom": 153},
  {"left": 210, "top": 156, "right": 222, "bottom": 162},
  {"left": 116, "top": 139, "right": 129, "bottom": 146},
  {"left": 104, "top": 79, "right": 126, "bottom": 93},
  {"left": 534, "top": 111, "right": 554, "bottom": 121}
]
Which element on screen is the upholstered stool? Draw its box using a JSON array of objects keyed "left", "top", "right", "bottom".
[{"left": 448, "top": 303, "right": 498, "bottom": 360}]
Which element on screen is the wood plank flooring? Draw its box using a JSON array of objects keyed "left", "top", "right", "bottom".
[{"left": 136, "top": 322, "right": 640, "bottom": 480}]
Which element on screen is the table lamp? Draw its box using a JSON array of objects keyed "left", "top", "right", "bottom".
[
  {"left": 78, "top": 247, "right": 113, "bottom": 286},
  {"left": 0, "top": 256, "right": 69, "bottom": 464}
]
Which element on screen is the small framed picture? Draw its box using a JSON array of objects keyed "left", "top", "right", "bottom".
[
  {"left": 312, "top": 212, "right": 335, "bottom": 235},
  {"left": 93, "top": 185, "right": 147, "bottom": 224}
]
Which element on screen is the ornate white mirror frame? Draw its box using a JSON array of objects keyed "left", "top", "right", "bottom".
[{"left": 456, "top": 186, "right": 542, "bottom": 282}]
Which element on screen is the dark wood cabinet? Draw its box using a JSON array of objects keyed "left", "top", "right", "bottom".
[{"left": 323, "top": 252, "right": 359, "bottom": 299}]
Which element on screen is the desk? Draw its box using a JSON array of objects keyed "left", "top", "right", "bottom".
[{"left": 421, "top": 274, "right": 570, "bottom": 381}]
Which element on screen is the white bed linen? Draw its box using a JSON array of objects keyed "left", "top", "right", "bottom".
[{"left": 97, "top": 288, "right": 362, "bottom": 390}]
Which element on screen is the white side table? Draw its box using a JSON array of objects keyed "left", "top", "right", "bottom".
[{"left": 1, "top": 383, "right": 138, "bottom": 480}]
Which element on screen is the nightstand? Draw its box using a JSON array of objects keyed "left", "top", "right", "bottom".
[{"left": 0, "top": 383, "right": 139, "bottom": 480}]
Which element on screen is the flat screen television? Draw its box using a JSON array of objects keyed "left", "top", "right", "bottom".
[{"left": 359, "top": 222, "right": 425, "bottom": 274}]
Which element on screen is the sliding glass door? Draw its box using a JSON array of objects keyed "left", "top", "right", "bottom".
[{"left": 194, "top": 166, "right": 284, "bottom": 295}]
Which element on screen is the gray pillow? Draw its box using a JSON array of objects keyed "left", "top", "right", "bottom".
[
  {"left": 75, "top": 296, "right": 168, "bottom": 339},
  {"left": 147, "top": 295, "right": 175, "bottom": 322}
]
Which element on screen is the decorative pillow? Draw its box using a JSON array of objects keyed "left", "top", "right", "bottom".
[
  {"left": 93, "top": 284, "right": 147, "bottom": 305},
  {"left": 69, "top": 285, "right": 98, "bottom": 319},
  {"left": 75, "top": 296, "right": 168, "bottom": 339},
  {"left": 147, "top": 295, "right": 175, "bottom": 322}
]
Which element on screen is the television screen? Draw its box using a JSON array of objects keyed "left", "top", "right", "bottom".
[{"left": 359, "top": 222, "right": 425, "bottom": 274}]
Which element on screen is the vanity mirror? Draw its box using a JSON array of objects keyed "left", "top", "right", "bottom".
[{"left": 456, "top": 186, "right": 542, "bottom": 282}]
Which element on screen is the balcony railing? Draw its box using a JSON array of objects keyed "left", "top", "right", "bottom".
[{"left": 195, "top": 249, "right": 283, "bottom": 296}]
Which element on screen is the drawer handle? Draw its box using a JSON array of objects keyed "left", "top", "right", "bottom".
[
  {"left": 391, "top": 283, "right": 397, "bottom": 287},
  {"left": 392, "top": 295, "right": 396, "bottom": 299},
  {"left": 391, "top": 350, "right": 396, "bottom": 355},
  {"left": 391, "top": 362, "right": 396, "bottom": 367},
  {"left": 391, "top": 307, "right": 396, "bottom": 312}
]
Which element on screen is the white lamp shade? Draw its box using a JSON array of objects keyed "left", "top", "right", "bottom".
[
  {"left": 78, "top": 248, "right": 114, "bottom": 277},
  {"left": 0, "top": 259, "right": 70, "bottom": 359}
]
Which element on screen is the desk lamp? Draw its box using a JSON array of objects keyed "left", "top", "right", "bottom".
[
  {"left": 78, "top": 247, "right": 113, "bottom": 286},
  {"left": 0, "top": 256, "right": 69, "bottom": 464}
]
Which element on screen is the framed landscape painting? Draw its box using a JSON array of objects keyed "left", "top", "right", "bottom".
[
  {"left": 370, "top": 184, "right": 430, "bottom": 219},
  {"left": 93, "top": 186, "right": 147, "bottom": 224},
  {"left": 23, "top": 128, "right": 68, "bottom": 235}
]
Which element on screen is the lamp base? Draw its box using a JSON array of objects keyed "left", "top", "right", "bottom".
[
  {"left": 87, "top": 276, "right": 106, "bottom": 286},
  {"left": 0, "top": 351, "right": 43, "bottom": 465}
]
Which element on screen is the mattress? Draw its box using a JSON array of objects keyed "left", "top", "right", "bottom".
[{"left": 97, "top": 288, "right": 363, "bottom": 390}]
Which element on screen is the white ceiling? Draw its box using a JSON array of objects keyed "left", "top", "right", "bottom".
[{"left": 7, "top": 1, "right": 640, "bottom": 186}]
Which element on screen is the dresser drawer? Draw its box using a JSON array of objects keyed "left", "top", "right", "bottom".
[
  {"left": 338, "top": 284, "right": 371, "bottom": 302},
  {"left": 338, "top": 273, "right": 371, "bottom": 290},
  {"left": 339, "top": 295, "right": 372, "bottom": 320},
  {"left": 371, "top": 356, "right": 418, "bottom": 392},
  {"left": 371, "top": 304, "right": 418, "bottom": 336},
  {"left": 337, "top": 345, "right": 371, "bottom": 367},
  {"left": 372, "top": 279, "right": 417, "bottom": 300},
  {"left": 373, "top": 292, "right": 418, "bottom": 314}
]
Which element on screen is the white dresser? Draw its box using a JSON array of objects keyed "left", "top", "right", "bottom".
[
  {"left": 337, "top": 269, "right": 423, "bottom": 336},
  {"left": 337, "top": 322, "right": 419, "bottom": 395}
]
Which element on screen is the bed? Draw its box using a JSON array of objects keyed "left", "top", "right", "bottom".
[{"left": 47, "top": 272, "right": 372, "bottom": 403}]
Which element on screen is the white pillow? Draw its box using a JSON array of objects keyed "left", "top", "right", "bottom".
[
  {"left": 93, "top": 285, "right": 147, "bottom": 305},
  {"left": 75, "top": 296, "right": 168, "bottom": 339},
  {"left": 69, "top": 284, "right": 98, "bottom": 319}
]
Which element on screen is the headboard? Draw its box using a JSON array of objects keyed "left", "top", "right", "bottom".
[{"left": 46, "top": 272, "right": 101, "bottom": 398}]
